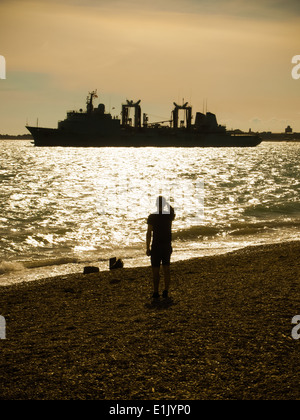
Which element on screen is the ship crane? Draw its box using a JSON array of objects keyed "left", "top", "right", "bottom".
[
  {"left": 148, "top": 119, "right": 172, "bottom": 127},
  {"left": 121, "top": 99, "right": 141, "bottom": 128},
  {"left": 172, "top": 101, "right": 192, "bottom": 129}
]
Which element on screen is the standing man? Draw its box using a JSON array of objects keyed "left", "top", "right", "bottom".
[{"left": 146, "top": 196, "right": 175, "bottom": 299}]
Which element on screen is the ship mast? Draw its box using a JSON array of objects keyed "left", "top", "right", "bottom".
[{"left": 86, "top": 90, "right": 98, "bottom": 113}]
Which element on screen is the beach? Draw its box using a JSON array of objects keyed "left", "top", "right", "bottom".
[{"left": 0, "top": 240, "right": 300, "bottom": 400}]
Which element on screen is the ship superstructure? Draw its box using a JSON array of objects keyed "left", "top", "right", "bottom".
[{"left": 26, "top": 90, "right": 261, "bottom": 147}]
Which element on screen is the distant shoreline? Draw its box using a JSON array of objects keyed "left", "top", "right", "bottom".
[
  {"left": 229, "top": 131, "right": 300, "bottom": 142},
  {"left": 260, "top": 134, "right": 300, "bottom": 141}
]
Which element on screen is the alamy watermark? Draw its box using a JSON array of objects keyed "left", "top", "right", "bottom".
[
  {"left": 291, "top": 315, "right": 300, "bottom": 340},
  {"left": 94, "top": 178, "right": 205, "bottom": 223},
  {"left": 0, "top": 316, "right": 6, "bottom": 339},
  {"left": 292, "top": 55, "right": 300, "bottom": 80},
  {"left": 0, "top": 55, "right": 6, "bottom": 80}
]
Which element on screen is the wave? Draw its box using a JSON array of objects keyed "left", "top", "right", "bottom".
[
  {"left": 0, "top": 257, "right": 80, "bottom": 276},
  {"left": 1, "top": 219, "right": 299, "bottom": 277},
  {"left": 22, "top": 257, "right": 79, "bottom": 269},
  {"left": 173, "top": 226, "right": 220, "bottom": 240},
  {"left": 0, "top": 261, "right": 25, "bottom": 275},
  {"left": 173, "top": 219, "right": 300, "bottom": 241},
  {"left": 244, "top": 202, "right": 300, "bottom": 216},
  {"left": 229, "top": 219, "right": 300, "bottom": 231}
]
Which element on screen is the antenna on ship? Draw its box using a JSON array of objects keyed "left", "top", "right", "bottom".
[{"left": 86, "top": 89, "right": 98, "bottom": 113}]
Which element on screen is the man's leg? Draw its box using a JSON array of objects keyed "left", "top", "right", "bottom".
[
  {"left": 152, "top": 266, "right": 160, "bottom": 295},
  {"left": 151, "top": 248, "right": 161, "bottom": 297},
  {"left": 162, "top": 247, "right": 172, "bottom": 296},
  {"left": 162, "top": 265, "right": 170, "bottom": 293}
]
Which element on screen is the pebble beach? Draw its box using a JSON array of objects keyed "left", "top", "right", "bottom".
[{"left": 0, "top": 241, "right": 300, "bottom": 400}]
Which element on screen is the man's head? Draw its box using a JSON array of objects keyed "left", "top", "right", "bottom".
[{"left": 156, "top": 195, "right": 166, "bottom": 214}]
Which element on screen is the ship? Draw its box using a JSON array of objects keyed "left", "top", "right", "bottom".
[{"left": 26, "top": 90, "right": 262, "bottom": 147}]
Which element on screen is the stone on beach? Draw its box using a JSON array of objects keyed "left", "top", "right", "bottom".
[
  {"left": 109, "top": 257, "right": 124, "bottom": 270},
  {"left": 83, "top": 266, "right": 99, "bottom": 274}
]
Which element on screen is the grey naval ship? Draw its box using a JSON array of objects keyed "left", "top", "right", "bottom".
[{"left": 26, "top": 90, "right": 262, "bottom": 147}]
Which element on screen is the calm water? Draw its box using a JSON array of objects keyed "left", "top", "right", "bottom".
[{"left": 0, "top": 140, "right": 299, "bottom": 285}]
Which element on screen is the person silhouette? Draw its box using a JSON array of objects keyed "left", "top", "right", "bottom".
[{"left": 146, "top": 196, "right": 175, "bottom": 299}]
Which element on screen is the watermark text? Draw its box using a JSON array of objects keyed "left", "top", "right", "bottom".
[
  {"left": 292, "top": 55, "right": 300, "bottom": 80},
  {"left": 291, "top": 315, "right": 300, "bottom": 340},
  {"left": 0, "top": 316, "right": 6, "bottom": 339},
  {"left": 0, "top": 55, "right": 6, "bottom": 80},
  {"left": 94, "top": 178, "right": 205, "bottom": 223}
]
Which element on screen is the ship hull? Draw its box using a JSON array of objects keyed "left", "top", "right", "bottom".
[{"left": 26, "top": 126, "right": 262, "bottom": 148}]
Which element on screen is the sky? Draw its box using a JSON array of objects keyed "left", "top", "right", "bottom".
[{"left": 0, "top": 0, "right": 299, "bottom": 134}]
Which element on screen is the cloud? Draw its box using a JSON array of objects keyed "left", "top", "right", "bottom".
[
  {"left": 0, "top": 71, "right": 53, "bottom": 92},
  {"left": 2, "top": 0, "right": 300, "bottom": 20},
  {"left": 250, "top": 118, "right": 262, "bottom": 125},
  {"left": 188, "top": 0, "right": 300, "bottom": 19}
]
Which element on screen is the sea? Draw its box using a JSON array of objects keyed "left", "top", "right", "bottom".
[{"left": 0, "top": 139, "right": 299, "bottom": 286}]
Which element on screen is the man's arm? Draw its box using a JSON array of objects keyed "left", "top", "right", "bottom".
[
  {"left": 146, "top": 224, "right": 152, "bottom": 256},
  {"left": 170, "top": 205, "right": 175, "bottom": 220}
]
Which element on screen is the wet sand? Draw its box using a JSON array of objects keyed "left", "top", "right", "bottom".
[{"left": 0, "top": 241, "right": 300, "bottom": 400}]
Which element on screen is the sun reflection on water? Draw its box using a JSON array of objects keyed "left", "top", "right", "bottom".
[{"left": 0, "top": 140, "right": 299, "bottom": 282}]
